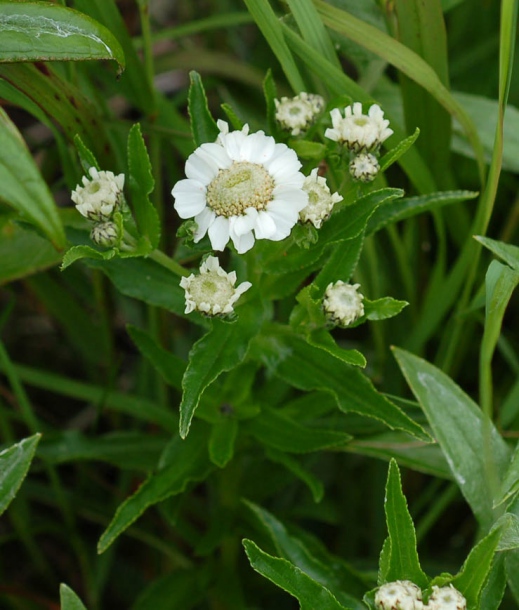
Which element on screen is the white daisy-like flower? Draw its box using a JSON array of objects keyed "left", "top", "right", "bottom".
[
  {"left": 425, "top": 585, "right": 466, "bottom": 610},
  {"left": 71, "top": 167, "right": 125, "bottom": 222},
  {"left": 172, "top": 120, "right": 308, "bottom": 254},
  {"left": 323, "top": 281, "right": 365, "bottom": 327},
  {"left": 375, "top": 580, "right": 423, "bottom": 610},
  {"left": 299, "top": 168, "right": 343, "bottom": 229},
  {"left": 349, "top": 153, "right": 380, "bottom": 183},
  {"left": 90, "top": 221, "right": 120, "bottom": 248},
  {"left": 275, "top": 92, "right": 325, "bottom": 136},
  {"left": 325, "top": 103, "right": 393, "bottom": 153},
  {"left": 180, "top": 255, "right": 252, "bottom": 316}
]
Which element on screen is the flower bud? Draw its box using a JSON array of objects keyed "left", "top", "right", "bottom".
[
  {"left": 349, "top": 153, "right": 380, "bottom": 183},
  {"left": 323, "top": 281, "right": 364, "bottom": 327},
  {"left": 375, "top": 580, "right": 423, "bottom": 610},
  {"left": 72, "top": 167, "right": 125, "bottom": 222},
  {"left": 90, "top": 221, "right": 120, "bottom": 248}
]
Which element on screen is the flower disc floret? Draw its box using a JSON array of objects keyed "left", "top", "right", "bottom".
[
  {"left": 275, "top": 92, "right": 325, "bottom": 136},
  {"left": 425, "top": 585, "right": 466, "bottom": 610},
  {"left": 349, "top": 153, "right": 380, "bottom": 183},
  {"left": 323, "top": 281, "right": 365, "bottom": 327},
  {"left": 300, "top": 168, "right": 343, "bottom": 229},
  {"left": 71, "top": 167, "right": 125, "bottom": 222},
  {"left": 375, "top": 580, "right": 423, "bottom": 610},
  {"left": 180, "top": 256, "right": 251, "bottom": 316},
  {"left": 325, "top": 103, "right": 393, "bottom": 153},
  {"left": 172, "top": 120, "right": 308, "bottom": 254}
]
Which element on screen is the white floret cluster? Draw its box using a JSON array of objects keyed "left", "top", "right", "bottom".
[
  {"left": 375, "top": 581, "right": 467, "bottom": 610},
  {"left": 323, "top": 281, "right": 364, "bottom": 327},
  {"left": 275, "top": 92, "right": 325, "bottom": 136}
]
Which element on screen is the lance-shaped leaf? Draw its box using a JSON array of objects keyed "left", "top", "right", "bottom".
[
  {"left": 0, "top": 107, "right": 65, "bottom": 249},
  {"left": 243, "top": 539, "right": 351, "bottom": 610},
  {"left": 188, "top": 71, "right": 219, "bottom": 146},
  {"left": 0, "top": 2, "right": 124, "bottom": 73},
  {"left": 382, "top": 460, "right": 428, "bottom": 587},
  {"left": 393, "top": 347, "right": 510, "bottom": 530},
  {"left": 0, "top": 434, "right": 41, "bottom": 517},
  {"left": 59, "top": 584, "right": 88, "bottom": 610}
]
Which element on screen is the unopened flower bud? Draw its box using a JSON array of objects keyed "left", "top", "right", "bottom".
[
  {"left": 426, "top": 585, "right": 466, "bottom": 610},
  {"left": 349, "top": 153, "right": 380, "bottom": 183},
  {"left": 275, "top": 92, "right": 325, "bottom": 136},
  {"left": 375, "top": 580, "right": 423, "bottom": 610},
  {"left": 325, "top": 103, "right": 393, "bottom": 153},
  {"left": 72, "top": 167, "right": 125, "bottom": 222},
  {"left": 323, "top": 281, "right": 364, "bottom": 327},
  {"left": 90, "top": 221, "right": 120, "bottom": 248},
  {"left": 300, "top": 168, "right": 343, "bottom": 229}
]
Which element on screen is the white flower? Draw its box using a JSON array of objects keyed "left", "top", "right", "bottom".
[
  {"left": 90, "top": 221, "right": 120, "bottom": 247},
  {"left": 349, "top": 153, "right": 380, "bottom": 183},
  {"left": 425, "top": 585, "right": 466, "bottom": 610},
  {"left": 325, "top": 103, "right": 393, "bottom": 152},
  {"left": 180, "top": 255, "right": 251, "bottom": 316},
  {"left": 323, "top": 281, "right": 365, "bottom": 327},
  {"left": 275, "top": 92, "right": 325, "bottom": 136},
  {"left": 71, "top": 167, "right": 125, "bottom": 222},
  {"left": 375, "top": 580, "right": 423, "bottom": 610},
  {"left": 172, "top": 120, "right": 308, "bottom": 254},
  {"left": 299, "top": 168, "right": 343, "bottom": 229}
]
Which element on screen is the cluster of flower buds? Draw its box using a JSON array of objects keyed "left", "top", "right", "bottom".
[
  {"left": 275, "top": 92, "right": 325, "bottom": 136},
  {"left": 71, "top": 167, "right": 125, "bottom": 247},
  {"left": 325, "top": 102, "right": 392, "bottom": 183},
  {"left": 375, "top": 581, "right": 467, "bottom": 610}
]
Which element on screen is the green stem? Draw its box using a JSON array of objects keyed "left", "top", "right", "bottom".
[{"left": 149, "top": 248, "right": 191, "bottom": 276}]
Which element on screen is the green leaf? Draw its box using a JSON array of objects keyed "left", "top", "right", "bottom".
[
  {"left": 253, "top": 326, "right": 430, "bottom": 441},
  {"left": 496, "top": 442, "right": 519, "bottom": 509},
  {"left": 265, "top": 448, "right": 324, "bottom": 503},
  {"left": 0, "top": 2, "right": 125, "bottom": 73},
  {"left": 98, "top": 426, "right": 213, "bottom": 553},
  {"left": 127, "top": 325, "right": 185, "bottom": 391},
  {"left": 363, "top": 297, "right": 408, "bottom": 322},
  {"left": 0, "top": 434, "right": 40, "bottom": 517},
  {"left": 475, "top": 235, "right": 519, "bottom": 272},
  {"left": 209, "top": 417, "right": 238, "bottom": 468},
  {"left": 180, "top": 302, "right": 265, "bottom": 438},
  {"left": 243, "top": 539, "right": 350, "bottom": 610},
  {"left": 0, "top": 107, "right": 65, "bottom": 249},
  {"left": 289, "top": 140, "right": 328, "bottom": 160},
  {"left": 132, "top": 569, "right": 209, "bottom": 610},
  {"left": 188, "top": 71, "right": 219, "bottom": 147},
  {"left": 307, "top": 329, "right": 367, "bottom": 368},
  {"left": 246, "top": 406, "right": 352, "bottom": 454},
  {"left": 383, "top": 460, "right": 428, "bottom": 587},
  {"left": 366, "top": 190, "right": 478, "bottom": 236},
  {"left": 60, "top": 584, "right": 88, "bottom": 610},
  {"left": 393, "top": 347, "right": 510, "bottom": 529},
  {"left": 263, "top": 69, "right": 279, "bottom": 137},
  {"left": 61, "top": 244, "right": 117, "bottom": 270},
  {"left": 127, "top": 124, "right": 160, "bottom": 249},
  {"left": 73, "top": 134, "right": 100, "bottom": 173},
  {"left": 379, "top": 128, "right": 420, "bottom": 172}
]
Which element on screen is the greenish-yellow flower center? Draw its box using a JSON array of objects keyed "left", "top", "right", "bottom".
[
  {"left": 189, "top": 274, "right": 234, "bottom": 306},
  {"left": 206, "top": 161, "right": 274, "bottom": 217},
  {"left": 86, "top": 181, "right": 102, "bottom": 194},
  {"left": 354, "top": 117, "right": 369, "bottom": 127}
]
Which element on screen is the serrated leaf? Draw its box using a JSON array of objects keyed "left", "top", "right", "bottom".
[
  {"left": 307, "top": 329, "right": 366, "bottom": 368},
  {"left": 0, "top": 2, "right": 125, "bottom": 73},
  {"left": 246, "top": 406, "right": 352, "bottom": 454},
  {"left": 180, "top": 302, "right": 265, "bottom": 438},
  {"left": 475, "top": 235, "right": 519, "bottom": 271},
  {"left": 188, "top": 71, "right": 219, "bottom": 147},
  {"left": 0, "top": 433, "right": 40, "bottom": 516},
  {"left": 243, "top": 539, "right": 350, "bottom": 610},
  {"left": 60, "top": 584, "right": 88, "bottom": 610},
  {"left": 363, "top": 297, "right": 408, "bottom": 321},
  {"left": 393, "top": 347, "right": 510, "bottom": 529},
  {"left": 208, "top": 417, "right": 238, "bottom": 468},
  {"left": 127, "top": 124, "right": 160, "bottom": 249},
  {"left": 0, "top": 107, "right": 65, "bottom": 249},
  {"left": 253, "top": 327, "right": 429, "bottom": 441},
  {"left": 383, "top": 460, "right": 428, "bottom": 587},
  {"left": 220, "top": 103, "right": 244, "bottom": 130},
  {"left": 61, "top": 244, "right": 117, "bottom": 270},
  {"left": 379, "top": 128, "right": 420, "bottom": 172},
  {"left": 98, "top": 426, "right": 212, "bottom": 553},
  {"left": 73, "top": 134, "right": 100, "bottom": 173}
]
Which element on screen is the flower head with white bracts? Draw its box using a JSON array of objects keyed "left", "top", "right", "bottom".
[
  {"left": 71, "top": 167, "right": 125, "bottom": 222},
  {"left": 275, "top": 92, "right": 325, "bottom": 136},
  {"left": 375, "top": 580, "right": 424, "bottom": 610},
  {"left": 299, "top": 168, "right": 343, "bottom": 229},
  {"left": 323, "top": 281, "right": 365, "bottom": 327},
  {"left": 172, "top": 120, "right": 308, "bottom": 254},
  {"left": 325, "top": 103, "right": 393, "bottom": 153},
  {"left": 180, "top": 256, "right": 252, "bottom": 316},
  {"left": 425, "top": 585, "right": 466, "bottom": 610},
  {"left": 349, "top": 152, "right": 380, "bottom": 183}
]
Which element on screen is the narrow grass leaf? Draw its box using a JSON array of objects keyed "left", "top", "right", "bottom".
[
  {"left": 243, "top": 539, "right": 350, "bottom": 610},
  {"left": 0, "top": 434, "right": 40, "bottom": 517},
  {"left": 383, "top": 460, "right": 428, "bottom": 586},
  {"left": 0, "top": 2, "right": 125, "bottom": 73},
  {"left": 393, "top": 347, "right": 510, "bottom": 529}
]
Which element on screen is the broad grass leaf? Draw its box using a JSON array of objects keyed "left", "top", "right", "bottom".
[
  {"left": 243, "top": 539, "right": 351, "bottom": 610},
  {"left": 98, "top": 426, "right": 213, "bottom": 553},
  {"left": 188, "top": 71, "right": 219, "bottom": 146},
  {"left": 393, "top": 347, "right": 510, "bottom": 529},
  {"left": 0, "top": 107, "right": 65, "bottom": 249},
  {"left": 0, "top": 434, "right": 40, "bottom": 517},
  {"left": 0, "top": 2, "right": 125, "bottom": 73},
  {"left": 383, "top": 460, "right": 428, "bottom": 587},
  {"left": 60, "top": 584, "right": 88, "bottom": 610},
  {"left": 254, "top": 326, "right": 429, "bottom": 441}
]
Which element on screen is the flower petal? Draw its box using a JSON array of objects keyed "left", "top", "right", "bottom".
[
  {"left": 208, "top": 216, "right": 230, "bottom": 251},
  {"left": 231, "top": 229, "right": 255, "bottom": 253},
  {"left": 254, "top": 210, "right": 277, "bottom": 239},
  {"left": 233, "top": 208, "right": 258, "bottom": 236},
  {"left": 194, "top": 207, "right": 216, "bottom": 242},
  {"left": 241, "top": 131, "right": 276, "bottom": 164},
  {"left": 185, "top": 148, "right": 221, "bottom": 184},
  {"left": 172, "top": 179, "right": 207, "bottom": 218}
]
